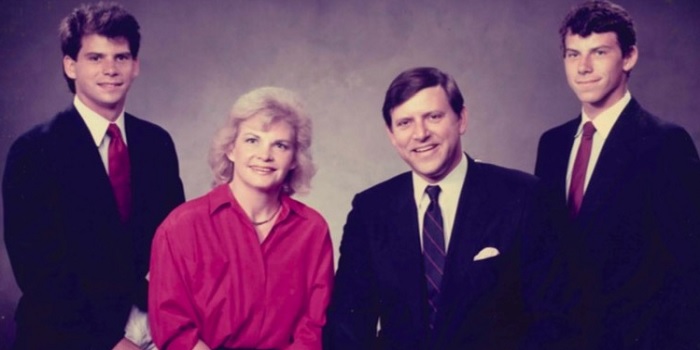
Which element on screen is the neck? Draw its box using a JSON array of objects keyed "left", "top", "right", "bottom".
[{"left": 228, "top": 180, "right": 281, "bottom": 222}]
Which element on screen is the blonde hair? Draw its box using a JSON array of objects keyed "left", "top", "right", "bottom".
[{"left": 208, "top": 87, "right": 315, "bottom": 195}]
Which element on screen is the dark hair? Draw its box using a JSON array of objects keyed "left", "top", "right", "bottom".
[
  {"left": 382, "top": 67, "right": 465, "bottom": 129},
  {"left": 59, "top": 2, "right": 141, "bottom": 93},
  {"left": 560, "top": 0, "right": 636, "bottom": 57}
]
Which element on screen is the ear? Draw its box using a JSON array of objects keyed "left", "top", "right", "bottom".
[
  {"left": 63, "top": 55, "right": 77, "bottom": 79},
  {"left": 622, "top": 45, "right": 638, "bottom": 73},
  {"left": 132, "top": 57, "right": 140, "bottom": 78},
  {"left": 458, "top": 106, "right": 469, "bottom": 135},
  {"left": 385, "top": 125, "right": 399, "bottom": 148},
  {"left": 225, "top": 147, "right": 236, "bottom": 163}
]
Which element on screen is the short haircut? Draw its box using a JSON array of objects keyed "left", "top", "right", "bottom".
[
  {"left": 59, "top": 2, "right": 141, "bottom": 93},
  {"left": 382, "top": 67, "right": 465, "bottom": 129},
  {"left": 209, "top": 87, "right": 316, "bottom": 196},
  {"left": 560, "top": 0, "right": 636, "bottom": 57}
]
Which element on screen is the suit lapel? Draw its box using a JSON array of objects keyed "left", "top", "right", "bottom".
[
  {"left": 54, "top": 107, "right": 122, "bottom": 228},
  {"left": 378, "top": 174, "right": 429, "bottom": 332},
  {"left": 578, "top": 100, "right": 641, "bottom": 221},
  {"left": 552, "top": 120, "right": 579, "bottom": 204}
]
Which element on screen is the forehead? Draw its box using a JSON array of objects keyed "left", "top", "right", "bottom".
[
  {"left": 390, "top": 86, "right": 449, "bottom": 118},
  {"left": 79, "top": 34, "right": 130, "bottom": 53},
  {"left": 565, "top": 31, "right": 620, "bottom": 50},
  {"left": 239, "top": 113, "right": 294, "bottom": 137}
]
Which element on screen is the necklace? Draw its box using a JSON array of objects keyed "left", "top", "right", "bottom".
[{"left": 251, "top": 204, "right": 281, "bottom": 226}]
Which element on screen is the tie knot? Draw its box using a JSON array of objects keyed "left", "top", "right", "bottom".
[
  {"left": 107, "top": 123, "right": 122, "bottom": 139},
  {"left": 582, "top": 121, "right": 596, "bottom": 139},
  {"left": 425, "top": 185, "right": 441, "bottom": 202}
]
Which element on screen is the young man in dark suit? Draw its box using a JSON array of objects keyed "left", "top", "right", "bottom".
[
  {"left": 3, "top": 3, "right": 185, "bottom": 349},
  {"left": 325, "top": 67, "right": 552, "bottom": 349},
  {"left": 535, "top": 1, "right": 700, "bottom": 348}
]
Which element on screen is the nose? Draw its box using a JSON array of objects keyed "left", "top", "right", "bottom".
[
  {"left": 257, "top": 145, "right": 273, "bottom": 161},
  {"left": 102, "top": 59, "right": 118, "bottom": 76},
  {"left": 577, "top": 54, "right": 592, "bottom": 74},
  {"left": 412, "top": 120, "right": 430, "bottom": 141}
]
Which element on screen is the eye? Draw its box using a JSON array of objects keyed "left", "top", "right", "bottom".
[
  {"left": 275, "top": 142, "right": 291, "bottom": 150},
  {"left": 244, "top": 137, "right": 258, "bottom": 144},
  {"left": 427, "top": 112, "right": 444, "bottom": 121},
  {"left": 395, "top": 118, "right": 411, "bottom": 128},
  {"left": 86, "top": 55, "right": 101, "bottom": 62},
  {"left": 564, "top": 51, "right": 578, "bottom": 59},
  {"left": 594, "top": 49, "right": 607, "bottom": 56},
  {"left": 115, "top": 54, "right": 132, "bottom": 62}
]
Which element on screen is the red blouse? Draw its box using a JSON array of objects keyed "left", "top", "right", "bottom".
[{"left": 149, "top": 185, "right": 333, "bottom": 350}]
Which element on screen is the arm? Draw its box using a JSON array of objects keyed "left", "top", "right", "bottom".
[
  {"left": 2, "top": 135, "right": 91, "bottom": 333},
  {"left": 323, "top": 195, "right": 380, "bottom": 350},
  {"left": 647, "top": 127, "right": 700, "bottom": 345},
  {"left": 283, "top": 229, "right": 334, "bottom": 350},
  {"left": 148, "top": 224, "right": 201, "bottom": 350}
]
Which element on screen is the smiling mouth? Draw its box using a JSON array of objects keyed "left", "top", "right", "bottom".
[
  {"left": 413, "top": 144, "right": 438, "bottom": 153},
  {"left": 98, "top": 83, "right": 123, "bottom": 88},
  {"left": 576, "top": 79, "right": 599, "bottom": 85},
  {"left": 250, "top": 166, "right": 276, "bottom": 174}
]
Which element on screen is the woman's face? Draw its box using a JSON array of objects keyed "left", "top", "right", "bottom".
[{"left": 227, "top": 113, "right": 296, "bottom": 193}]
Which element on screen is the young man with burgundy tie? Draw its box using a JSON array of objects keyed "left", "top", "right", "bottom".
[
  {"left": 325, "top": 67, "right": 553, "bottom": 349},
  {"left": 3, "top": 3, "right": 184, "bottom": 349},
  {"left": 534, "top": 1, "right": 700, "bottom": 348}
]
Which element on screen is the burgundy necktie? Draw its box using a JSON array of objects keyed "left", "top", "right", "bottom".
[
  {"left": 568, "top": 121, "right": 596, "bottom": 218},
  {"left": 106, "top": 124, "right": 131, "bottom": 222},
  {"left": 423, "top": 185, "right": 445, "bottom": 329}
]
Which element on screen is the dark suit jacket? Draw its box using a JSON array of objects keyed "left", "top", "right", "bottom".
[
  {"left": 324, "top": 156, "right": 553, "bottom": 350},
  {"left": 3, "top": 106, "right": 185, "bottom": 349},
  {"left": 534, "top": 99, "right": 700, "bottom": 349}
]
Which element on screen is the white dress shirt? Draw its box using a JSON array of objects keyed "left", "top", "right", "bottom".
[
  {"left": 412, "top": 152, "right": 468, "bottom": 253},
  {"left": 566, "top": 91, "right": 632, "bottom": 199}
]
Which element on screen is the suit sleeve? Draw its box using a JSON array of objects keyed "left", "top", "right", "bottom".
[
  {"left": 284, "top": 228, "right": 334, "bottom": 350},
  {"left": 3, "top": 134, "right": 90, "bottom": 330},
  {"left": 323, "top": 194, "right": 380, "bottom": 350},
  {"left": 648, "top": 127, "right": 700, "bottom": 345}
]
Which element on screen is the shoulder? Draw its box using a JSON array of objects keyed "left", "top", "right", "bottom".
[
  {"left": 286, "top": 196, "right": 330, "bottom": 231},
  {"left": 125, "top": 113, "right": 175, "bottom": 141},
  {"left": 158, "top": 191, "right": 214, "bottom": 233},
  {"left": 353, "top": 171, "right": 412, "bottom": 205},
  {"left": 471, "top": 160, "right": 539, "bottom": 193},
  {"left": 7, "top": 108, "right": 78, "bottom": 159},
  {"left": 539, "top": 117, "right": 579, "bottom": 144},
  {"left": 627, "top": 104, "right": 696, "bottom": 154}
]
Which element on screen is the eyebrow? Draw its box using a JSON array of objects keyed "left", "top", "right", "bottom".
[{"left": 566, "top": 44, "right": 615, "bottom": 52}]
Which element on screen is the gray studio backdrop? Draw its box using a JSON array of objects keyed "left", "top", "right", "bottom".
[{"left": 1, "top": 0, "right": 698, "bottom": 345}]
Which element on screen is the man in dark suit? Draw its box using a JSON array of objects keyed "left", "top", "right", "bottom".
[
  {"left": 3, "top": 3, "right": 184, "bottom": 349},
  {"left": 324, "top": 67, "right": 552, "bottom": 349},
  {"left": 535, "top": 1, "right": 700, "bottom": 348}
]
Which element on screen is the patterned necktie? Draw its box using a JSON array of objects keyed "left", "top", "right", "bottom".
[
  {"left": 568, "top": 121, "right": 596, "bottom": 217},
  {"left": 423, "top": 185, "right": 446, "bottom": 329},
  {"left": 106, "top": 123, "right": 131, "bottom": 222}
]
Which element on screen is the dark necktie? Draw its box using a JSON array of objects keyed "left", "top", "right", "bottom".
[
  {"left": 568, "top": 121, "right": 596, "bottom": 217},
  {"left": 106, "top": 123, "right": 131, "bottom": 222},
  {"left": 423, "top": 185, "right": 446, "bottom": 329}
]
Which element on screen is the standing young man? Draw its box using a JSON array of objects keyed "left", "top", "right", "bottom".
[
  {"left": 3, "top": 3, "right": 185, "bottom": 348},
  {"left": 535, "top": 1, "right": 700, "bottom": 348}
]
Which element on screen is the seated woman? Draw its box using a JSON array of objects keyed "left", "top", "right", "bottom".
[{"left": 149, "top": 87, "right": 333, "bottom": 350}]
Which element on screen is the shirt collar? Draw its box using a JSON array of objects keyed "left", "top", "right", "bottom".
[
  {"left": 74, "top": 95, "right": 127, "bottom": 147},
  {"left": 412, "top": 152, "right": 468, "bottom": 205},
  {"left": 208, "top": 184, "right": 307, "bottom": 221},
  {"left": 577, "top": 90, "right": 631, "bottom": 139}
]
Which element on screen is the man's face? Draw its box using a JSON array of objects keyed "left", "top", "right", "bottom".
[
  {"left": 387, "top": 86, "right": 467, "bottom": 183},
  {"left": 563, "top": 31, "right": 637, "bottom": 118},
  {"left": 63, "top": 34, "right": 139, "bottom": 121}
]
